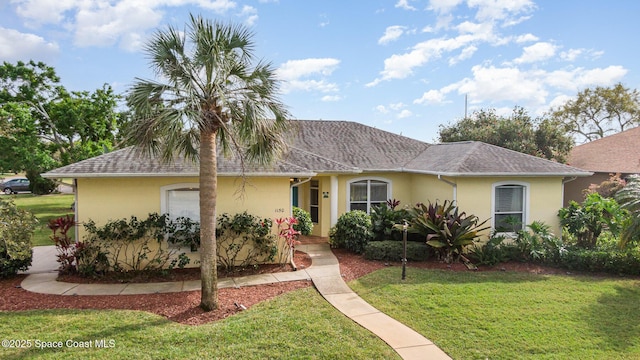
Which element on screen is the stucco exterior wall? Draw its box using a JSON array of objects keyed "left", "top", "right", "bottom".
[
  {"left": 455, "top": 177, "right": 564, "bottom": 238},
  {"left": 75, "top": 176, "right": 292, "bottom": 268}
]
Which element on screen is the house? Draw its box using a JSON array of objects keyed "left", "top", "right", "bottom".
[
  {"left": 43, "top": 120, "right": 590, "bottom": 247},
  {"left": 564, "top": 126, "right": 640, "bottom": 206}
]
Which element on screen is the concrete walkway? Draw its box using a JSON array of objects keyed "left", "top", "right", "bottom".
[{"left": 21, "top": 244, "right": 451, "bottom": 360}]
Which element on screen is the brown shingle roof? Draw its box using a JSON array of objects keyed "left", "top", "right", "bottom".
[
  {"left": 568, "top": 126, "right": 640, "bottom": 173},
  {"left": 43, "top": 120, "right": 591, "bottom": 178}
]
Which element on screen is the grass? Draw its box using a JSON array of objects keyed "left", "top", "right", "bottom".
[
  {"left": 8, "top": 193, "right": 75, "bottom": 247},
  {"left": 0, "top": 287, "right": 399, "bottom": 359},
  {"left": 349, "top": 267, "right": 640, "bottom": 360}
]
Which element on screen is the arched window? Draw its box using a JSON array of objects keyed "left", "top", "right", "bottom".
[
  {"left": 347, "top": 178, "right": 391, "bottom": 214},
  {"left": 492, "top": 182, "right": 529, "bottom": 233}
]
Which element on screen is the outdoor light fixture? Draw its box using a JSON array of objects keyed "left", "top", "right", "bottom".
[{"left": 402, "top": 221, "right": 408, "bottom": 281}]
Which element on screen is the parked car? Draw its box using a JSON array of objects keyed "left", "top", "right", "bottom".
[{"left": 1, "top": 178, "right": 30, "bottom": 194}]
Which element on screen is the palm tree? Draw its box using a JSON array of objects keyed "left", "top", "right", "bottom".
[
  {"left": 126, "top": 14, "right": 290, "bottom": 311},
  {"left": 616, "top": 175, "right": 640, "bottom": 248}
]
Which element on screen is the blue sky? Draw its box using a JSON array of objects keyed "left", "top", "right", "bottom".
[{"left": 1, "top": 0, "right": 638, "bottom": 143}]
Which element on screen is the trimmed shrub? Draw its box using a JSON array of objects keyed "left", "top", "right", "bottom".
[
  {"left": 216, "top": 212, "right": 277, "bottom": 273},
  {"left": 0, "top": 198, "right": 37, "bottom": 278},
  {"left": 558, "top": 247, "right": 640, "bottom": 275},
  {"left": 292, "top": 207, "right": 313, "bottom": 236},
  {"left": 364, "top": 240, "right": 432, "bottom": 261},
  {"left": 329, "top": 210, "right": 373, "bottom": 254}
]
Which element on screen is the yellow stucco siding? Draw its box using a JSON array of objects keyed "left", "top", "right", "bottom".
[
  {"left": 455, "top": 177, "right": 564, "bottom": 237},
  {"left": 76, "top": 176, "right": 291, "bottom": 239},
  {"left": 409, "top": 174, "right": 455, "bottom": 205}
]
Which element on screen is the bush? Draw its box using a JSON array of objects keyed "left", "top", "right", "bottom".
[
  {"left": 0, "top": 198, "right": 37, "bottom": 278},
  {"left": 292, "top": 207, "right": 313, "bottom": 236},
  {"left": 329, "top": 210, "right": 373, "bottom": 254},
  {"left": 83, "top": 213, "right": 191, "bottom": 273},
  {"left": 558, "top": 247, "right": 640, "bottom": 275},
  {"left": 364, "top": 240, "right": 432, "bottom": 261},
  {"left": 558, "top": 193, "right": 628, "bottom": 248},
  {"left": 407, "top": 200, "right": 489, "bottom": 263},
  {"left": 370, "top": 200, "right": 410, "bottom": 241},
  {"left": 216, "top": 212, "right": 277, "bottom": 273}
]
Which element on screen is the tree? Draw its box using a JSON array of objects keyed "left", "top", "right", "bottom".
[
  {"left": 615, "top": 175, "right": 640, "bottom": 248},
  {"left": 126, "top": 15, "right": 290, "bottom": 311},
  {"left": 438, "top": 106, "right": 573, "bottom": 162},
  {"left": 0, "top": 61, "right": 123, "bottom": 191},
  {"left": 550, "top": 83, "right": 640, "bottom": 143}
]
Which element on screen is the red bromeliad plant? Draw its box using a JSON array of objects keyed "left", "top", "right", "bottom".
[
  {"left": 48, "top": 215, "right": 77, "bottom": 273},
  {"left": 276, "top": 217, "right": 301, "bottom": 270}
]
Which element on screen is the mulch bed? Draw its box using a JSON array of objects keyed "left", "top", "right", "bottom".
[{"left": 0, "top": 248, "right": 575, "bottom": 325}]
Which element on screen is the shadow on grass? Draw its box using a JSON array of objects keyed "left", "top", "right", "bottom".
[
  {"left": 364, "top": 266, "right": 552, "bottom": 286},
  {"left": 1, "top": 309, "right": 169, "bottom": 360},
  {"left": 582, "top": 284, "right": 640, "bottom": 351}
]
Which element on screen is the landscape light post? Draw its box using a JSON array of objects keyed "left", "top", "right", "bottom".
[{"left": 402, "top": 221, "right": 407, "bottom": 281}]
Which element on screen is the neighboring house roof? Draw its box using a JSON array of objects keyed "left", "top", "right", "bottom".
[
  {"left": 43, "top": 120, "right": 591, "bottom": 178},
  {"left": 568, "top": 126, "right": 640, "bottom": 173}
]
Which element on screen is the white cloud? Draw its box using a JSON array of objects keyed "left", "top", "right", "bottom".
[
  {"left": 449, "top": 45, "right": 477, "bottom": 65},
  {"left": 560, "top": 48, "right": 583, "bottom": 62},
  {"left": 276, "top": 58, "right": 341, "bottom": 93},
  {"left": 375, "top": 105, "right": 389, "bottom": 114},
  {"left": 468, "top": 0, "right": 536, "bottom": 23},
  {"left": 13, "top": 0, "right": 79, "bottom": 25},
  {"left": 514, "top": 33, "right": 538, "bottom": 43},
  {"left": 239, "top": 5, "right": 258, "bottom": 26},
  {"left": 513, "top": 42, "right": 557, "bottom": 64},
  {"left": 397, "top": 109, "right": 413, "bottom": 118},
  {"left": 367, "top": 34, "right": 480, "bottom": 86},
  {"left": 0, "top": 27, "right": 59, "bottom": 62},
  {"left": 378, "top": 25, "right": 406, "bottom": 45},
  {"left": 428, "top": 0, "right": 464, "bottom": 14},
  {"left": 13, "top": 0, "right": 238, "bottom": 50},
  {"left": 395, "top": 0, "right": 416, "bottom": 11},
  {"left": 414, "top": 89, "right": 446, "bottom": 104},
  {"left": 321, "top": 95, "right": 341, "bottom": 102}
]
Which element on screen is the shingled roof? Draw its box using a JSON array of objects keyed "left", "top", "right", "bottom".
[
  {"left": 43, "top": 120, "right": 590, "bottom": 178},
  {"left": 568, "top": 126, "right": 640, "bottom": 173}
]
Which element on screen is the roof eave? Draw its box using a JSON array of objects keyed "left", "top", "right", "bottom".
[
  {"left": 398, "top": 169, "right": 594, "bottom": 177},
  {"left": 42, "top": 171, "right": 318, "bottom": 179}
]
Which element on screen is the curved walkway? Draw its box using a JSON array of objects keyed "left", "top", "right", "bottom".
[{"left": 21, "top": 244, "right": 450, "bottom": 360}]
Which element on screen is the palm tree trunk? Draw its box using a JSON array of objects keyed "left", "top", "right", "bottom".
[{"left": 199, "top": 128, "right": 218, "bottom": 311}]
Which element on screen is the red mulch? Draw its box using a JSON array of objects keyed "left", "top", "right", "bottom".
[{"left": 0, "top": 248, "right": 571, "bottom": 325}]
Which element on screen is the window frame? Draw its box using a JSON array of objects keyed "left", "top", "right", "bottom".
[
  {"left": 491, "top": 181, "right": 529, "bottom": 234},
  {"left": 346, "top": 177, "right": 392, "bottom": 214},
  {"left": 160, "top": 183, "right": 200, "bottom": 221}
]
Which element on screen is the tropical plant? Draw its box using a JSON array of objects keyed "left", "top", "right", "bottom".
[
  {"left": 126, "top": 15, "right": 290, "bottom": 311},
  {"left": 370, "top": 200, "right": 409, "bottom": 241},
  {"left": 329, "top": 210, "right": 373, "bottom": 254},
  {"left": 48, "top": 214, "right": 76, "bottom": 273},
  {"left": 406, "top": 200, "right": 489, "bottom": 263},
  {"left": 292, "top": 207, "right": 313, "bottom": 236},
  {"left": 514, "top": 221, "right": 564, "bottom": 263},
  {"left": 276, "top": 216, "right": 301, "bottom": 269},
  {"left": 0, "top": 197, "right": 36, "bottom": 278},
  {"left": 558, "top": 193, "right": 628, "bottom": 248},
  {"left": 615, "top": 174, "right": 640, "bottom": 247}
]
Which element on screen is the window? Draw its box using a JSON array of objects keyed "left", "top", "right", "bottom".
[
  {"left": 160, "top": 184, "right": 200, "bottom": 222},
  {"left": 348, "top": 179, "right": 390, "bottom": 213},
  {"left": 310, "top": 180, "right": 319, "bottom": 223},
  {"left": 493, "top": 183, "right": 527, "bottom": 232}
]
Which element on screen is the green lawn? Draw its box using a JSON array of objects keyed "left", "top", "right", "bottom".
[
  {"left": 8, "top": 193, "right": 75, "bottom": 247},
  {"left": 0, "top": 287, "right": 399, "bottom": 359},
  {"left": 349, "top": 267, "right": 640, "bottom": 360}
]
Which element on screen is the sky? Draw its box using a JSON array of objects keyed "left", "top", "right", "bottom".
[{"left": 1, "top": 0, "right": 639, "bottom": 143}]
